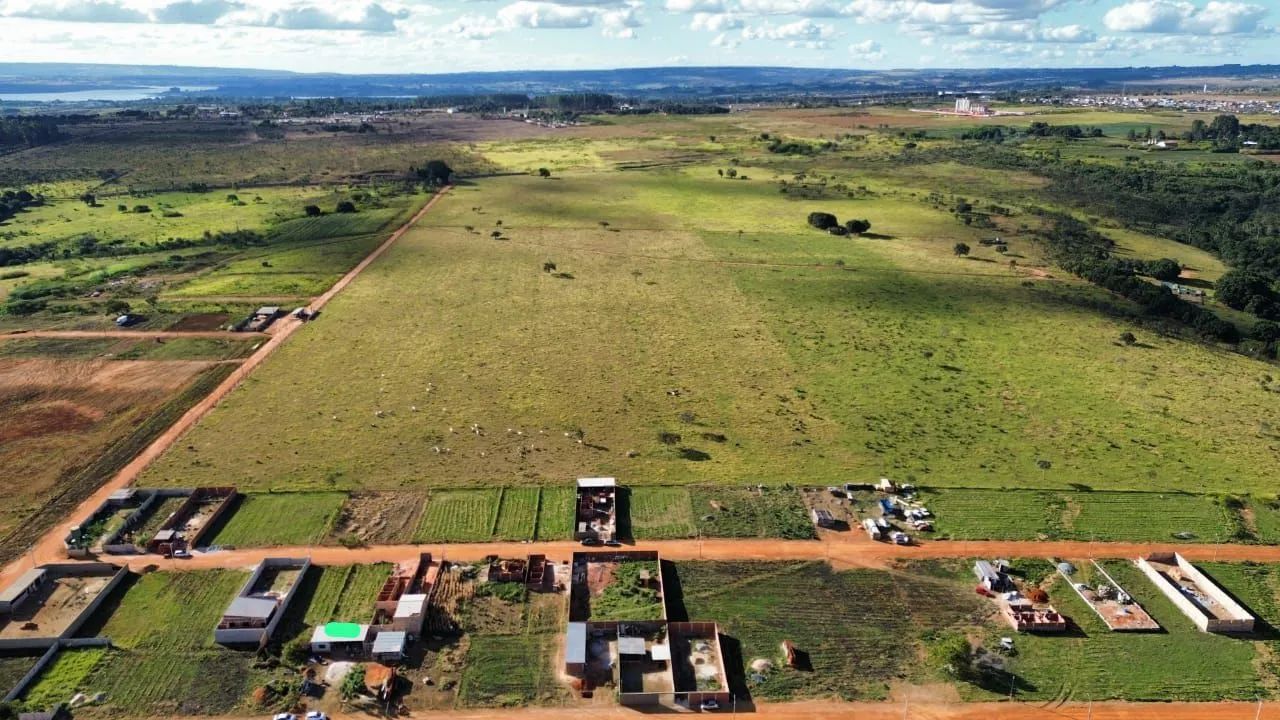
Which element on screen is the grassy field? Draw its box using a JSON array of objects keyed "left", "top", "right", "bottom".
[
  {"left": 66, "top": 569, "right": 292, "bottom": 716},
  {"left": 458, "top": 635, "right": 561, "bottom": 707},
  {"left": 298, "top": 564, "right": 392, "bottom": 624},
  {"left": 626, "top": 486, "right": 696, "bottom": 539},
  {"left": 206, "top": 493, "right": 345, "bottom": 547},
  {"left": 676, "top": 560, "right": 986, "bottom": 700},
  {"left": 690, "top": 486, "right": 814, "bottom": 539},
  {"left": 534, "top": 487, "right": 575, "bottom": 540},
  {"left": 90, "top": 569, "right": 248, "bottom": 649},
  {"left": 494, "top": 487, "right": 539, "bottom": 541},
  {"left": 21, "top": 648, "right": 106, "bottom": 708},
  {"left": 414, "top": 489, "right": 501, "bottom": 543},
  {"left": 136, "top": 153, "right": 1280, "bottom": 495},
  {"left": 923, "top": 488, "right": 1241, "bottom": 542}
]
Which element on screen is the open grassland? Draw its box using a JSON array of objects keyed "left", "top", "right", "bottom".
[
  {"left": 0, "top": 186, "right": 326, "bottom": 251},
  {"left": 675, "top": 560, "right": 986, "bottom": 700},
  {"left": 138, "top": 119, "right": 1280, "bottom": 495},
  {"left": 981, "top": 559, "right": 1266, "bottom": 701},
  {"left": 923, "top": 488, "right": 1241, "bottom": 542},
  {"left": 0, "top": 119, "right": 490, "bottom": 189},
  {"left": 207, "top": 493, "right": 345, "bottom": 547}
]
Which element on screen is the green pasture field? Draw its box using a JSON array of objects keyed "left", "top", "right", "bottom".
[
  {"left": 414, "top": 489, "right": 502, "bottom": 543},
  {"left": 206, "top": 492, "right": 345, "bottom": 547},
  {"left": 494, "top": 487, "right": 539, "bottom": 540},
  {"left": 979, "top": 559, "right": 1266, "bottom": 701},
  {"left": 0, "top": 186, "right": 326, "bottom": 251},
  {"left": 137, "top": 124, "right": 1280, "bottom": 495},
  {"left": 534, "top": 487, "right": 575, "bottom": 540},
  {"left": 675, "top": 560, "right": 986, "bottom": 700},
  {"left": 626, "top": 486, "right": 696, "bottom": 539},
  {"left": 88, "top": 569, "right": 247, "bottom": 649},
  {"left": 922, "top": 488, "right": 1241, "bottom": 542}
]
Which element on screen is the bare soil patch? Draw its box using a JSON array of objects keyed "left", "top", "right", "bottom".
[
  {"left": 327, "top": 492, "right": 426, "bottom": 545},
  {"left": 167, "top": 313, "right": 232, "bottom": 331}
]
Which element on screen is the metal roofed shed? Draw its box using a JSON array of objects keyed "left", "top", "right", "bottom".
[
  {"left": 224, "top": 596, "right": 278, "bottom": 621},
  {"left": 577, "top": 477, "right": 616, "bottom": 488},
  {"left": 618, "top": 636, "right": 646, "bottom": 655},
  {"left": 650, "top": 643, "right": 672, "bottom": 662},
  {"left": 310, "top": 622, "right": 370, "bottom": 654},
  {"left": 371, "top": 631, "right": 407, "bottom": 661},
  {"left": 0, "top": 569, "right": 47, "bottom": 611},
  {"left": 565, "top": 622, "right": 588, "bottom": 667},
  {"left": 394, "top": 594, "right": 427, "bottom": 618}
]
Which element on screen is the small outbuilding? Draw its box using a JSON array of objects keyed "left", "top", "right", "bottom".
[
  {"left": 310, "top": 622, "right": 370, "bottom": 654},
  {"left": 810, "top": 508, "right": 835, "bottom": 528},
  {"left": 371, "top": 631, "right": 408, "bottom": 662}
]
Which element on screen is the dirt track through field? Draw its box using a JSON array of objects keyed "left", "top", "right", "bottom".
[
  {"left": 0, "top": 330, "right": 267, "bottom": 340},
  {"left": 0, "top": 187, "right": 451, "bottom": 587}
]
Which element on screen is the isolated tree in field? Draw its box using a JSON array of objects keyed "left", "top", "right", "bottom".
[
  {"left": 133, "top": 204, "right": 151, "bottom": 213},
  {"left": 1143, "top": 258, "right": 1181, "bottom": 281},
  {"left": 304, "top": 204, "right": 322, "bottom": 217},
  {"left": 79, "top": 192, "right": 96, "bottom": 206},
  {"left": 491, "top": 230, "right": 502, "bottom": 239},
  {"left": 417, "top": 159, "right": 454, "bottom": 186},
  {"left": 335, "top": 201, "right": 357, "bottom": 213},
  {"left": 725, "top": 168, "right": 737, "bottom": 178},
  {"left": 543, "top": 261, "right": 557, "bottom": 273},
  {"left": 538, "top": 167, "right": 551, "bottom": 178},
  {"left": 807, "top": 212, "right": 838, "bottom": 230},
  {"left": 717, "top": 169, "right": 723, "bottom": 176},
  {"left": 1119, "top": 331, "right": 1137, "bottom": 345},
  {"left": 117, "top": 204, "right": 128, "bottom": 212},
  {"left": 104, "top": 299, "right": 130, "bottom": 315},
  {"left": 953, "top": 242, "right": 970, "bottom": 257},
  {"left": 845, "top": 218, "right": 871, "bottom": 235}
]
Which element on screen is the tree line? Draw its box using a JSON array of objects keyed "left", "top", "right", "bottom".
[{"left": 0, "top": 117, "right": 62, "bottom": 148}]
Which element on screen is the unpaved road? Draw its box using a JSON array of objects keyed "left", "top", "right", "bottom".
[
  {"left": 170, "top": 699, "right": 1280, "bottom": 719},
  {"left": 29, "top": 533, "right": 1280, "bottom": 582},
  {"left": 0, "top": 330, "right": 267, "bottom": 340},
  {"left": 0, "top": 188, "right": 451, "bottom": 588}
]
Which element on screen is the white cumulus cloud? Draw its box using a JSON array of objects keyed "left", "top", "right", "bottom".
[{"left": 1103, "top": 0, "right": 1268, "bottom": 34}]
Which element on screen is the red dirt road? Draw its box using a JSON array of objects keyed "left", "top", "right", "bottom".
[
  {"left": 174, "top": 699, "right": 1280, "bottom": 719},
  {"left": 0, "top": 188, "right": 451, "bottom": 588},
  {"left": 44, "top": 533, "right": 1280, "bottom": 581}
]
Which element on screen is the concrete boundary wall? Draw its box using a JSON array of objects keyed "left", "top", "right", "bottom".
[
  {"left": 214, "top": 557, "right": 310, "bottom": 647},
  {"left": 2, "top": 638, "right": 112, "bottom": 703},
  {"left": 1137, "top": 553, "right": 1254, "bottom": 633},
  {"left": 0, "top": 565, "right": 128, "bottom": 651}
]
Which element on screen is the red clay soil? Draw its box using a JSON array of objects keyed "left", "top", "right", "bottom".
[
  {"left": 0, "top": 187, "right": 451, "bottom": 588},
  {"left": 166, "top": 699, "right": 1280, "bottom": 720},
  {"left": 34, "top": 534, "right": 1280, "bottom": 587}
]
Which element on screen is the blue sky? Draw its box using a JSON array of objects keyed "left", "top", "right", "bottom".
[{"left": 0, "top": 0, "right": 1275, "bottom": 73}]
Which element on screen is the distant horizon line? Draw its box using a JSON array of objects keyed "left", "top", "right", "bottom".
[{"left": 0, "top": 59, "right": 1277, "bottom": 79}]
